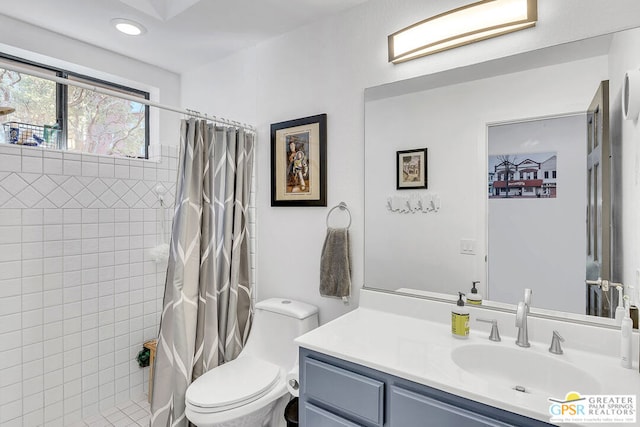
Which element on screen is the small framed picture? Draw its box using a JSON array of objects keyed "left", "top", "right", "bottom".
[
  {"left": 397, "top": 148, "right": 428, "bottom": 189},
  {"left": 270, "top": 114, "right": 327, "bottom": 206}
]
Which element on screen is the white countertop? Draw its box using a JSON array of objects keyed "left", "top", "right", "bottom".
[{"left": 295, "top": 289, "right": 640, "bottom": 426}]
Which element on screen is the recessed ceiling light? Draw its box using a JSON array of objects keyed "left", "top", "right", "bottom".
[{"left": 111, "top": 18, "right": 147, "bottom": 36}]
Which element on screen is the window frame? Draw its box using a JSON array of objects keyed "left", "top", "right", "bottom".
[{"left": 0, "top": 53, "right": 150, "bottom": 159}]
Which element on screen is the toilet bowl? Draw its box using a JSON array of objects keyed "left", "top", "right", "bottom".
[{"left": 185, "top": 298, "right": 319, "bottom": 427}]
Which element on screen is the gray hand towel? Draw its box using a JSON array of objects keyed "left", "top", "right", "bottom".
[{"left": 320, "top": 228, "right": 351, "bottom": 299}]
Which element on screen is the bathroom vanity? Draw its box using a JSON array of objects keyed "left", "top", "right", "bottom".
[
  {"left": 299, "top": 349, "right": 551, "bottom": 426},
  {"left": 295, "top": 289, "right": 640, "bottom": 427}
]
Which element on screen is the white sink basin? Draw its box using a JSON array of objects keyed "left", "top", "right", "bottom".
[{"left": 451, "top": 344, "right": 601, "bottom": 397}]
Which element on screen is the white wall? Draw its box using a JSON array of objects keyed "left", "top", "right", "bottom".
[
  {"left": 609, "top": 27, "right": 640, "bottom": 304},
  {"left": 0, "top": 13, "right": 181, "bottom": 149},
  {"left": 181, "top": 0, "right": 640, "bottom": 325}
]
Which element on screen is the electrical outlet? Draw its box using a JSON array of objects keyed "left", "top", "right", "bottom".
[{"left": 460, "top": 239, "right": 476, "bottom": 255}]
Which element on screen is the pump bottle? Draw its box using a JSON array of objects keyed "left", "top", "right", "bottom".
[
  {"left": 452, "top": 292, "right": 469, "bottom": 339},
  {"left": 467, "top": 281, "right": 482, "bottom": 305}
]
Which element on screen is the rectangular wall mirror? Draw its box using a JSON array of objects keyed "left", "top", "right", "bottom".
[{"left": 364, "top": 26, "right": 640, "bottom": 324}]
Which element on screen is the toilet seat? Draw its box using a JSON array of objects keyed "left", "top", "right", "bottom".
[{"left": 186, "top": 356, "right": 282, "bottom": 413}]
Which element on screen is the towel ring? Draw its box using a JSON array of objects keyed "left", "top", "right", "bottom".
[{"left": 326, "top": 202, "right": 352, "bottom": 229}]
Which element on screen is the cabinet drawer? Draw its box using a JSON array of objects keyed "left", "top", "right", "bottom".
[
  {"left": 303, "top": 402, "right": 364, "bottom": 427},
  {"left": 302, "top": 358, "right": 384, "bottom": 426},
  {"left": 390, "top": 386, "right": 513, "bottom": 427}
]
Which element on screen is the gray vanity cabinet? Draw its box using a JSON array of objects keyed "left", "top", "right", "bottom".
[{"left": 299, "top": 348, "right": 553, "bottom": 427}]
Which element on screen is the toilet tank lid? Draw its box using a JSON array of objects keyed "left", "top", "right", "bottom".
[{"left": 255, "top": 298, "right": 318, "bottom": 320}]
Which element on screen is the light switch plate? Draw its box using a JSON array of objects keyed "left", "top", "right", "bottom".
[{"left": 460, "top": 239, "right": 476, "bottom": 255}]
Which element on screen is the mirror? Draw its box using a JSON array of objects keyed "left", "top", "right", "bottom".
[{"left": 364, "top": 27, "right": 640, "bottom": 323}]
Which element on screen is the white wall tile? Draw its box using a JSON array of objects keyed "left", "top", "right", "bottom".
[
  {"left": 22, "top": 242, "right": 43, "bottom": 260},
  {"left": 0, "top": 154, "right": 22, "bottom": 172},
  {"left": 44, "top": 225, "right": 63, "bottom": 241},
  {"left": 22, "top": 259, "right": 43, "bottom": 277},
  {"left": 63, "top": 160, "right": 81, "bottom": 176},
  {"left": 99, "top": 164, "right": 115, "bottom": 178},
  {"left": 43, "top": 306, "right": 63, "bottom": 324},
  {"left": 0, "top": 313, "right": 21, "bottom": 334},
  {"left": 63, "top": 209, "right": 81, "bottom": 224},
  {"left": 0, "top": 243, "right": 21, "bottom": 262},
  {"left": 44, "top": 209, "right": 63, "bottom": 225},
  {"left": 0, "top": 145, "right": 177, "bottom": 421},
  {"left": 81, "top": 254, "right": 99, "bottom": 269},
  {"left": 22, "top": 293, "right": 43, "bottom": 311},
  {"left": 43, "top": 241, "right": 63, "bottom": 258},
  {"left": 22, "top": 342, "right": 43, "bottom": 364},
  {"left": 0, "top": 330, "right": 22, "bottom": 354},
  {"left": 0, "top": 226, "right": 21, "bottom": 244},
  {"left": 22, "top": 156, "right": 43, "bottom": 174},
  {"left": 81, "top": 162, "right": 99, "bottom": 177},
  {"left": 44, "top": 158, "right": 63, "bottom": 175},
  {"left": 43, "top": 322, "right": 62, "bottom": 341},
  {"left": 0, "top": 365, "right": 22, "bottom": 387},
  {"left": 129, "top": 166, "right": 143, "bottom": 180},
  {"left": 63, "top": 224, "right": 82, "bottom": 240},
  {"left": 81, "top": 209, "right": 99, "bottom": 223},
  {"left": 22, "top": 276, "right": 42, "bottom": 295}
]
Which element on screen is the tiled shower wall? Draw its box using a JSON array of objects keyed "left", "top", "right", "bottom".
[{"left": 0, "top": 143, "right": 178, "bottom": 426}]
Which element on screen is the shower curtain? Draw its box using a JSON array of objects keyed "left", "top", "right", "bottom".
[{"left": 150, "top": 119, "right": 255, "bottom": 426}]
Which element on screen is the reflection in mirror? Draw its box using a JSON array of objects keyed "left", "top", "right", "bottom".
[
  {"left": 487, "top": 114, "right": 589, "bottom": 315},
  {"left": 364, "top": 27, "right": 640, "bottom": 323}
]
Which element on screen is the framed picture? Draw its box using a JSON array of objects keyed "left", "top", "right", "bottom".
[
  {"left": 488, "top": 152, "right": 557, "bottom": 199},
  {"left": 271, "top": 114, "right": 327, "bottom": 206},
  {"left": 397, "top": 148, "right": 428, "bottom": 189}
]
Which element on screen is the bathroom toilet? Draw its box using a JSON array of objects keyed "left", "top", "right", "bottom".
[{"left": 185, "top": 298, "right": 319, "bottom": 427}]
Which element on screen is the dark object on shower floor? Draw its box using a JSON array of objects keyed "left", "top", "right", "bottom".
[
  {"left": 284, "top": 397, "right": 298, "bottom": 426},
  {"left": 136, "top": 347, "right": 151, "bottom": 367}
]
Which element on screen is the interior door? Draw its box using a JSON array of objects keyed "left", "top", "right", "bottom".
[{"left": 586, "top": 80, "right": 611, "bottom": 317}]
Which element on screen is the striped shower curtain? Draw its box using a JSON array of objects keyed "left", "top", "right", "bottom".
[{"left": 150, "top": 119, "right": 255, "bottom": 426}]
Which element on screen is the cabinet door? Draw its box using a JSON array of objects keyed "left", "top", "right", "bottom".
[
  {"left": 302, "top": 357, "right": 384, "bottom": 426},
  {"left": 390, "top": 386, "right": 514, "bottom": 427},
  {"left": 303, "top": 402, "right": 365, "bottom": 427}
]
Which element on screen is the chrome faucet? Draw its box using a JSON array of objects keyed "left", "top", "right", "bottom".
[{"left": 515, "top": 289, "right": 532, "bottom": 348}]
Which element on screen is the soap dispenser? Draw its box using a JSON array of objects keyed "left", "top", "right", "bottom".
[
  {"left": 621, "top": 296, "right": 633, "bottom": 369},
  {"left": 452, "top": 292, "right": 469, "bottom": 339},
  {"left": 467, "top": 281, "right": 482, "bottom": 305}
]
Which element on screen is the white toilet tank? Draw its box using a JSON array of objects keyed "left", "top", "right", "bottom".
[{"left": 241, "top": 298, "right": 318, "bottom": 371}]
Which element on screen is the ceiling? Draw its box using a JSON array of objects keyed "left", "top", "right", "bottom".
[{"left": 0, "top": 0, "right": 369, "bottom": 74}]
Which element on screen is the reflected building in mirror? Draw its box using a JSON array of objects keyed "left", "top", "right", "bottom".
[{"left": 488, "top": 153, "right": 557, "bottom": 198}]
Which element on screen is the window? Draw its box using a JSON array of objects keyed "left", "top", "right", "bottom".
[
  {"left": 544, "top": 171, "right": 549, "bottom": 179},
  {"left": 0, "top": 54, "right": 149, "bottom": 158},
  {"left": 552, "top": 171, "right": 557, "bottom": 179}
]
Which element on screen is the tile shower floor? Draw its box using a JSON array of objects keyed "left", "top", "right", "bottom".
[{"left": 70, "top": 396, "right": 151, "bottom": 427}]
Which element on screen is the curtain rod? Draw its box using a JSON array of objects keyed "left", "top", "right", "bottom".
[{"left": 1, "top": 62, "right": 256, "bottom": 132}]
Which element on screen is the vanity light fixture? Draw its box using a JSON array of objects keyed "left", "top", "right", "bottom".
[
  {"left": 388, "top": 0, "right": 537, "bottom": 63},
  {"left": 112, "top": 18, "right": 147, "bottom": 36}
]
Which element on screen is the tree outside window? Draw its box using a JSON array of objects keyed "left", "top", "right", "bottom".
[{"left": 1, "top": 57, "right": 148, "bottom": 158}]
